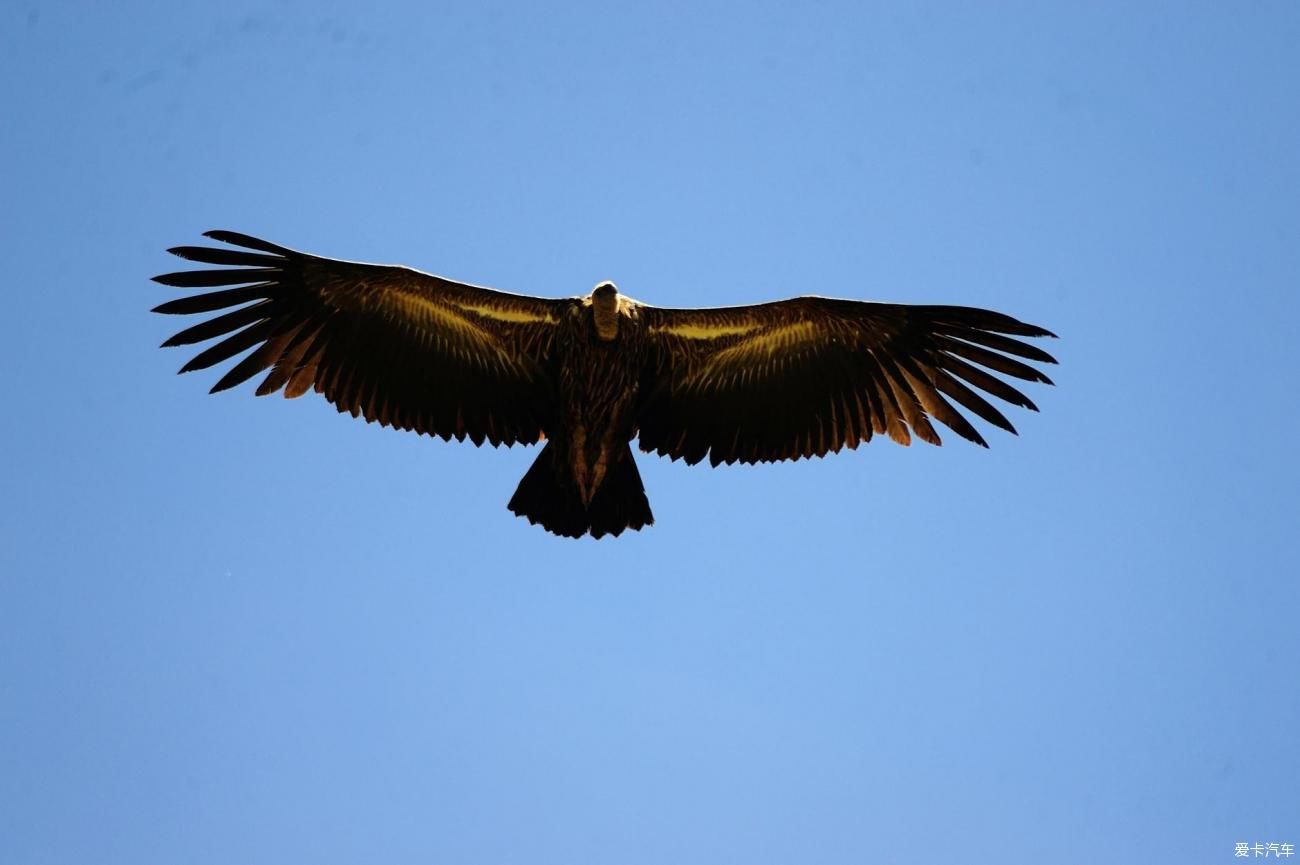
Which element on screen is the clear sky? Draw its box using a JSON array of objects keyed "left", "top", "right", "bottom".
[{"left": 2, "top": 2, "right": 1298, "bottom": 863}]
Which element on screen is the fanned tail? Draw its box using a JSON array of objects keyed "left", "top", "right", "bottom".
[{"left": 508, "top": 442, "right": 653, "bottom": 539}]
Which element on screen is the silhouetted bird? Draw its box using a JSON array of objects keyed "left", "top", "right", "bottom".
[{"left": 153, "top": 231, "right": 1056, "bottom": 538}]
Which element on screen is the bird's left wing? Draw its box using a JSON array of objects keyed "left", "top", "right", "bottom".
[
  {"left": 153, "top": 231, "right": 570, "bottom": 446},
  {"left": 637, "top": 297, "right": 1056, "bottom": 466}
]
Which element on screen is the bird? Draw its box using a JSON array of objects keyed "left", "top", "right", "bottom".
[{"left": 152, "top": 230, "right": 1057, "bottom": 539}]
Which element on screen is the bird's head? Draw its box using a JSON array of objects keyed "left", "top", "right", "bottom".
[{"left": 591, "top": 281, "right": 620, "bottom": 340}]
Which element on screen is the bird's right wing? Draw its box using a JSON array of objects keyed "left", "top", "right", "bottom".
[{"left": 153, "top": 230, "right": 572, "bottom": 446}]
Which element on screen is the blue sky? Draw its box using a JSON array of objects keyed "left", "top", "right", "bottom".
[{"left": 2, "top": 2, "right": 1298, "bottom": 862}]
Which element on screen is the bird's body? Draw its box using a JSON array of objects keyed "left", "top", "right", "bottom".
[
  {"left": 557, "top": 285, "right": 644, "bottom": 504},
  {"left": 514, "top": 289, "right": 653, "bottom": 537},
  {"left": 153, "top": 231, "right": 1057, "bottom": 538}
]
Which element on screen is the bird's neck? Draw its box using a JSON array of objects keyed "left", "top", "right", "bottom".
[{"left": 593, "top": 294, "right": 619, "bottom": 341}]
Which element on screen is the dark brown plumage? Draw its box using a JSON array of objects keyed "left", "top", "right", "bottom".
[{"left": 153, "top": 231, "right": 1057, "bottom": 538}]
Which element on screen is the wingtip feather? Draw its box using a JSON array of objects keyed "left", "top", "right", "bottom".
[{"left": 202, "top": 230, "right": 293, "bottom": 256}]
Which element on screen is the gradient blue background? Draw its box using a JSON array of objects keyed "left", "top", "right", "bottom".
[{"left": 3, "top": 2, "right": 1298, "bottom": 863}]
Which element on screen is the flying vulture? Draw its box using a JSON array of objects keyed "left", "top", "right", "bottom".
[{"left": 153, "top": 231, "right": 1057, "bottom": 539}]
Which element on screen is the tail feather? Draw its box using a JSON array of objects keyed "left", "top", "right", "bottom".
[
  {"left": 587, "top": 452, "right": 653, "bottom": 539},
  {"left": 508, "top": 442, "right": 653, "bottom": 539}
]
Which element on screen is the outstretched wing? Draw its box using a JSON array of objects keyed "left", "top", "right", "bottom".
[
  {"left": 637, "top": 297, "right": 1056, "bottom": 466},
  {"left": 153, "top": 230, "right": 570, "bottom": 446}
]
